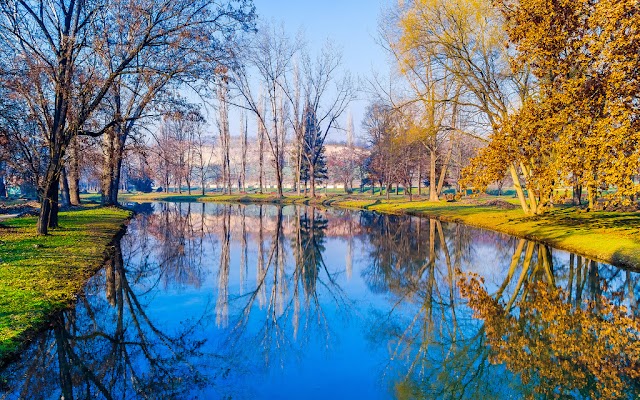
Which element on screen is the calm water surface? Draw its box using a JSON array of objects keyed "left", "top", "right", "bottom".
[{"left": 1, "top": 203, "right": 638, "bottom": 399}]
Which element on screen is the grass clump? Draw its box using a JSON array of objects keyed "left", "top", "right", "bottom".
[{"left": 0, "top": 207, "right": 131, "bottom": 359}]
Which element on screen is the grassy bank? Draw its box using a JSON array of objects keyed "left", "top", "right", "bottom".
[
  {"left": 0, "top": 207, "right": 131, "bottom": 361},
  {"left": 119, "top": 192, "right": 640, "bottom": 269}
]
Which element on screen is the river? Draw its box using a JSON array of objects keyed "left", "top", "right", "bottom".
[{"left": 1, "top": 202, "right": 638, "bottom": 399}]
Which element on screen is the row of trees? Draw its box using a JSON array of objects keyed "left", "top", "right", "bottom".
[
  {"left": 229, "top": 25, "right": 356, "bottom": 197},
  {"left": 379, "top": 0, "right": 640, "bottom": 214},
  {"left": 1, "top": 9, "right": 367, "bottom": 235},
  {"left": 0, "top": 0, "right": 255, "bottom": 233},
  {"left": 468, "top": 0, "right": 640, "bottom": 213},
  {"left": 358, "top": 0, "right": 510, "bottom": 202}
]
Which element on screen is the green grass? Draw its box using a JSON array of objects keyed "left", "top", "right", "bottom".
[
  {"left": 0, "top": 207, "right": 131, "bottom": 360},
  {"left": 117, "top": 191, "right": 640, "bottom": 269}
]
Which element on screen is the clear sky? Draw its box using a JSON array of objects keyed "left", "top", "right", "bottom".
[{"left": 251, "top": 0, "right": 392, "bottom": 143}]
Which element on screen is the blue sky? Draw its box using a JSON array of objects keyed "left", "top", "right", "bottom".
[{"left": 251, "top": 0, "right": 391, "bottom": 142}]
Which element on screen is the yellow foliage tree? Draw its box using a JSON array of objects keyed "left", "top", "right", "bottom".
[
  {"left": 395, "top": 0, "right": 540, "bottom": 211},
  {"left": 479, "top": 0, "right": 640, "bottom": 210}
]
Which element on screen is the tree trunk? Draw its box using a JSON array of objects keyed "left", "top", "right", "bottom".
[
  {"left": 587, "top": 185, "right": 595, "bottom": 210},
  {"left": 275, "top": 162, "right": 284, "bottom": 198},
  {"left": 102, "top": 127, "right": 125, "bottom": 206},
  {"left": 68, "top": 137, "right": 81, "bottom": 205},
  {"left": 418, "top": 161, "right": 422, "bottom": 197},
  {"left": 0, "top": 161, "right": 6, "bottom": 198},
  {"left": 519, "top": 162, "right": 539, "bottom": 214},
  {"left": 436, "top": 145, "right": 453, "bottom": 198},
  {"left": 429, "top": 148, "right": 438, "bottom": 201},
  {"left": 60, "top": 167, "right": 71, "bottom": 207},
  {"left": 573, "top": 184, "right": 582, "bottom": 205},
  {"left": 38, "top": 173, "right": 60, "bottom": 235},
  {"left": 111, "top": 148, "right": 123, "bottom": 205},
  {"left": 310, "top": 163, "right": 316, "bottom": 198},
  {"left": 509, "top": 164, "right": 531, "bottom": 214},
  {"left": 259, "top": 132, "right": 264, "bottom": 194}
]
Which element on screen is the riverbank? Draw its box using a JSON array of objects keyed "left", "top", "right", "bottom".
[
  {"left": 0, "top": 207, "right": 131, "bottom": 362},
  {"left": 121, "top": 192, "right": 640, "bottom": 269}
]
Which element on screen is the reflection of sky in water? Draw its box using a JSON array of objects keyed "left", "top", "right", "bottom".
[{"left": 1, "top": 202, "right": 638, "bottom": 399}]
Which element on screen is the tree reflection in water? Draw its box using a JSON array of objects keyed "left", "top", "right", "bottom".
[
  {"left": 220, "top": 205, "right": 352, "bottom": 370},
  {"left": 0, "top": 226, "right": 214, "bottom": 399},
  {"left": 360, "top": 211, "right": 640, "bottom": 399},
  {"left": 361, "top": 213, "right": 511, "bottom": 398},
  {"left": 461, "top": 247, "right": 640, "bottom": 399}
]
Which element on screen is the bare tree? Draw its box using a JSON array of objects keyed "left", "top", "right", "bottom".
[
  {"left": 231, "top": 24, "right": 300, "bottom": 197},
  {"left": 240, "top": 112, "right": 248, "bottom": 192},
  {"left": 217, "top": 73, "right": 232, "bottom": 194},
  {"left": 194, "top": 123, "right": 214, "bottom": 196},
  {"left": 0, "top": 0, "right": 255, "bottom": 233}
]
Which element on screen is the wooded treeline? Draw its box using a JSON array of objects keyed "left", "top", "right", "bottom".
[
  {"left": 2, "top": 0, "right": 640, "bottom": 235},
  {"left": 366, "top": 0, "right": 640, "bottom": 214}
]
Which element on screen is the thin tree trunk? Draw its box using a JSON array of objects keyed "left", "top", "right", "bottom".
[
  {"left": 310, "top": 163, "right": 316, "bottom": 198},
  {"left": 259, "top": 126, "right": 264, "bottom": 194},
  {"left": 275, "top": 162, "right": 284, "bottom": 197},
  {"left": 0, "top": 161, "right": 6, "bottom": 198},
  {"left": 418, "top": 160, "right": 422, "bottom": 197},
  {"left": 241, "top": 115, "right": 248, "bottom": 192},
  {"left": 436, "top": 145, "right": 453, "bottom": 197},
  {"left": 509, "top": 164, "right": 531, "bottom": 214}
]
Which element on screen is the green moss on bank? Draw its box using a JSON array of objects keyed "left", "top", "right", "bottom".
[
  {"left": 118, "top": 192, "right": 640, "bottom": 269},
  {"left": 0, "top": 207, "right": 131, "bottom": 359}
]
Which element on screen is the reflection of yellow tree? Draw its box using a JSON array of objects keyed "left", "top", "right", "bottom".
[{"left": 461, "top": 271, "right": 640, "bottom": 399}]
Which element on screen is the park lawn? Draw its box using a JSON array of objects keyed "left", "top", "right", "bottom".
[
  {"left": 0, "top": 207, "right": 131, "bottom": 360},
  {"left": 119, "top": 191, "right": 640, "bottom": 268}
]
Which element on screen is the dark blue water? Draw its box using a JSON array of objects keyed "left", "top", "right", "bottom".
[{"left": 1, "top": 203, "right": 638, "bottom": 399}]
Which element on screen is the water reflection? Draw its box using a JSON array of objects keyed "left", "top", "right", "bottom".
[
  {"left": 0, "top": 237, "right": 213, "bottom": 399},
  {"left": 358, "top": 212, "right": 640, "bottom": 399},
  {"left": 0, "top": 203, "right": 638, "bottom": 399}
]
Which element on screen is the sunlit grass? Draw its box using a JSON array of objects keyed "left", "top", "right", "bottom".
[{"left": 0, "top": 207, "right": 131, "bottom": 359}]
